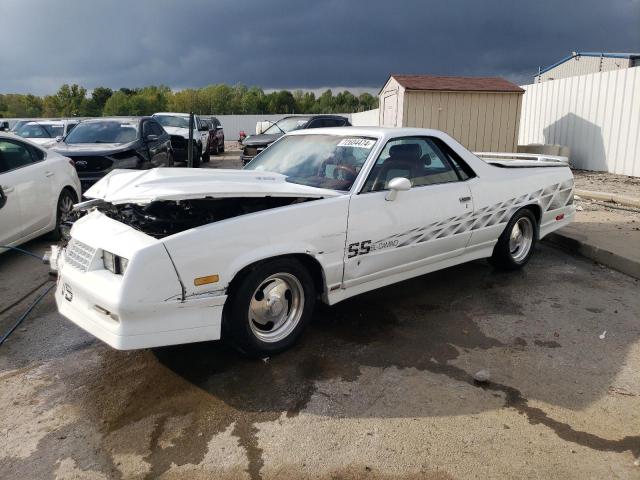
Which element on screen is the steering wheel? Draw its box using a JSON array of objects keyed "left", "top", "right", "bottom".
[{"left": 332, "top": 164, "right": 357, "bottom": 182}]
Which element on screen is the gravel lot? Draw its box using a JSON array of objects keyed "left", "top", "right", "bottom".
[
  {"left": 573, "top": 169, "right": 640, "bottom": 199},
  {"left": 1, "top": 238, "right": 639, "bottom": 479}
]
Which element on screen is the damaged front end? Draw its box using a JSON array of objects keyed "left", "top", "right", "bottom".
[
  {"left": 90, "top": 196, "right": 310, "bottom": 238},
  {"left": 71, "top": 168, "right": 342, "bottom": 238}
]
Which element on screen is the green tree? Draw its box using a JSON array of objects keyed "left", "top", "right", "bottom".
[
  {"left": 358, "top": 92, "right": 378, "bottom": 111},
  {"left": 102, "top": 91, "right": 131, "bottom": 116},
  {"left": 89, "top": 87, "right": 113, "bottom": 114},
  {"left": 53, "top": 84, "right": 88, "bottom": 116}
]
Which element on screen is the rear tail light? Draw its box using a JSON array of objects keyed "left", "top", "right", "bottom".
[
  {"left": 555, "top": 213, "right": 565, "bottom": 221},
  {"left": 68, "top": 159, "right": 75, "bottom": 167}
]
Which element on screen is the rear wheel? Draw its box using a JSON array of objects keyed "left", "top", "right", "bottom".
[
  {"left": 223, "top": 258, "right": 316, "bottom": 357},
  {"left": 49, "top": 189, "right": 76, "bottom": 241},
  {"left": 218, "top": 138, "right": 225, "bottom": 153},
  {"left": 490, "top": 208, "right": 538, "bottom": 270}
]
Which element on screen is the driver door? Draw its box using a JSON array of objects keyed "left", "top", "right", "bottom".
[{"left": 343, "top": 136, "right": 474, "bottom": 288}]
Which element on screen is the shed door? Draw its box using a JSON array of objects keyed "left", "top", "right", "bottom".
[{"left": 382, "top": 93, "right": 397, "bottom": 127}]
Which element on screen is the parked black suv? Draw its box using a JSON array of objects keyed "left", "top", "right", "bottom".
[
  {"left": 51, "top": 117, "right": 172, "bottom": 191},
  {"left": 240, "top": 115, "right": 351, "bottom": 165}
]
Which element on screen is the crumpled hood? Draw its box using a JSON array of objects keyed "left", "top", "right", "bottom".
[
  {"left": 242, "top": 133, "right": 282, "bottom": 147},
  {"left": 52, "top": 141, "right": 135, "bottom": 155},
  {"left": 83, "top": 168, "right": 342, "bottom": 204}
]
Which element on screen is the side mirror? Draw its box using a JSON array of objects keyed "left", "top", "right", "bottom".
[
  {"left": 0, "top": 186, "right": 7, "bottom": 210},
  {"left": 55, "top": 136, "right": 64, "bottom": 143},
  {"left": 216, "top": 125, "right": 223, "bottom": 130},
  {"left": 146, "top": 134, "right": 159, "bottom": 142},
  {"left": 198, "top": 125, "right": 208, "bottom": 132},
  {"left": 385, "top": 177, "right": 412, "bottom": 201}
]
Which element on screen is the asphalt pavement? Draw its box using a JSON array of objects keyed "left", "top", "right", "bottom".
[{"left": 1, "top": 238, "right": 639, "bottom": 479}]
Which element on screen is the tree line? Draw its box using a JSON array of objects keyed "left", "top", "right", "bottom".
[{"left": 0, "top": 84, "right": 379, "bottom": 118}]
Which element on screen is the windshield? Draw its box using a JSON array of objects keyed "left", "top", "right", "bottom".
[
  {"left": 263, "top": 117, "right": 310, "bottom": 135},
  {"left": 245, "top": 134, "right": 377, "bottom": 191},
  {"left": 154, "top": 115, "right": 190, "bottom": 129},
  {"left": 16, "top": 123, "right": 52, "bottom": 138},
  {"left": 64, "top": 120, "right": 139, "bottom": 144}
]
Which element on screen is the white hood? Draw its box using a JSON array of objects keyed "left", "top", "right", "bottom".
[
  {"left": 83, "top": 168, "right": 343, "bottom": 204},
  {"left": 162, "top": 126, "right": 193, "bottom": 137}
]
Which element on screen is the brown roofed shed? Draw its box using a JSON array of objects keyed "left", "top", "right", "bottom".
[{"left": 379, "top": 74, "right": 524, "bottom": 151}]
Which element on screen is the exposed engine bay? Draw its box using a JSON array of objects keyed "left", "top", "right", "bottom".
[{"left": 93, "top": 197, "right": 312, "bottom": 238}]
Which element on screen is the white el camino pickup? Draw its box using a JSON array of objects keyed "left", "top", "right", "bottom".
[{"left": 54, "top": 127, "right": 575, "bottom": 356}]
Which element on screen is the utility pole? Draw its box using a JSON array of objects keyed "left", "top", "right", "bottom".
[{"left": 187, "top": 111, "right": 194, "bottom": 168}]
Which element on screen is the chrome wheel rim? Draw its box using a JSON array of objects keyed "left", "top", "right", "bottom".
[
  {"left": 59, "top": 195, "right": 74, "bottom": 223},
  {"left": 509, "top": 217, "right": 534, "bottom": 263},
  {"left": 248, "top": 273, "right": 304, "bottom": 343}
]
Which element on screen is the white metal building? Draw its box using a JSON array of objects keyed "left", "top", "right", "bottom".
[
  {"left": 379, "top": 74, "right": 524, "bottom": 152},
  {"left": 534, "top": 52, "right": 640, "bottom": 83}
]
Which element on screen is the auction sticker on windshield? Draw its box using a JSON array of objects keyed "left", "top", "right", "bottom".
[{"left": 337, "top": 138, "right": 376, "bottom": 148}]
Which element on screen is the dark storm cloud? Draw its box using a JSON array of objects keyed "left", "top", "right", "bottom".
[{"left": 1, "top": 0, "right": 638, "bottom": 94}]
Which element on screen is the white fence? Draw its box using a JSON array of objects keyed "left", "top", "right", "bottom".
[
  {"left": 518, "top": 67, "right": 640, "bottom": 176},
  {"left": 351, "top": 108, "right": 379, "bottom": 126}
]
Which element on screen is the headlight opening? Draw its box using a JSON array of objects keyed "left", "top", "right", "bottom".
[{"left": 102, "top": 250, "right": 129, "bottom": 275}]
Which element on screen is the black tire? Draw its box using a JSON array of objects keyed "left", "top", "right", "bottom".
[
  {"left": 219, "top": 138, "right": 225, "bottom": 153},
  {"left": 49, "top": 189, "right": 76, "bottom": 241},
  {"left": 223, "top": 258, "right": 316, "bottom": 357},
  {"left": 201, "top": 143, "right": 209, "bottom": 163},
  {"left": 167, "top": 151, "right": 174, "bottom": 167},
  {"left": 490, "top": 208, "right": 538, "bottom": 270},
  {"left": 191, "top": 144, "right": 201, "bottom": 168}
]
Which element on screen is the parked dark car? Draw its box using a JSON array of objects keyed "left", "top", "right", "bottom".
[
  {"left": 202, "top": 116, "right": 225, "bottom": 155},
  {"left": 51, "top": 117, "right": 172, "bottom": 191},
  {"left": 240, "top": 115, "right": 351, "bottom": 165}
]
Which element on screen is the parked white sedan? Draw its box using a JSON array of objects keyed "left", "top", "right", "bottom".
[
  {"left": 0, "top": 133, "right": 81, "bottom": 251},
  {"left": 13, "top": 120, "right": 79, "bottom": 147},
  {"left": 55, "top": 127, "right": 575, "bottom": 356}
]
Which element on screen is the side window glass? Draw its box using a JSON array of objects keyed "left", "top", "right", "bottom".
[
  {"left": 361, "top": 137, "right": 460, "bottom": 193},
  {"left": 150, "top": 121, "right": 164, "bottom": 136},
  {"left": 430, "top": 137, "right": 475, "bottom": 180},
  {"left": 0, "top": 139, "right": 35, "bottom": 172},
  {"left": 28, "top": 145, "right": 45, "bottom": 161}
]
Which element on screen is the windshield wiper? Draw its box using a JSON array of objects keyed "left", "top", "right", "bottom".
[{"left": 265, "top": 120, "right": 286, "bottom": 135}]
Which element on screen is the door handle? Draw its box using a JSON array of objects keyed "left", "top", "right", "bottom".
[
  {"left": 459, "top": 196, "right": 471, "bottom": 203},
  {"left": 45, "top": 171, "right": 54, "bottom": 177},
  {"left": 1, "top": 185, "right": 14, "bottom": 193}
]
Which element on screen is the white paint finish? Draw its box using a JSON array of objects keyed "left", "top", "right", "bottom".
[
  {"left": 0, "top": 134, "right": 81, "bottom": 251},
  {"left": 519, "top": 67, "right": 640, "bottom": 176},
  {"left": 55, "top": 127, "right": 575, "bottom": 350},
  {"left": 84, "top": 168, "right": 342, "bottom": 204}
]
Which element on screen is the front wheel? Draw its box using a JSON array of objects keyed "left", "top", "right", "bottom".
[
  {"left": 49, "top": 189, "right": 76, "bottom": 241},
  {"left": 223, "top": 258, "right": 316, "bottom": 357},
  {"left": 490, "top": 208, "right": 538, "bottom": 270}
]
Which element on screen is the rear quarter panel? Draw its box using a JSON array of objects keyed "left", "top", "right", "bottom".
[{"left": 468, "top": 166, "right": 574, "bottom": 249}]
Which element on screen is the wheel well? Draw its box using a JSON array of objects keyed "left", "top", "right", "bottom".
[
  {"left": 226, "top": 254, "right": 326, "bottom": 300},
  {"left": 522, "top": 203, "right": 541, "bottom": 225},
  {"left": 62, "top": 186, "right": 78, "bottom": 202}
]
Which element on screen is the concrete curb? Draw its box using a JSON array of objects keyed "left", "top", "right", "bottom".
[
  {"left": 574, "top": 189, "right": 640, "bottom": 209},
  {"left": 544, "top": 232, "right": 640, "bottom": 280}
]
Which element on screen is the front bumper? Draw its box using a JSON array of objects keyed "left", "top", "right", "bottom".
[
  {"left": 55, "top": 261, "right": 227, "bottom": 349},
  {"left": 54, "top": 215, "right": 227, "bottom": 350}
]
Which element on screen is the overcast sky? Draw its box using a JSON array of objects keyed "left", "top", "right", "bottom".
[{"left": 1, "top": 0, "right": 638, "bottom": 95}]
